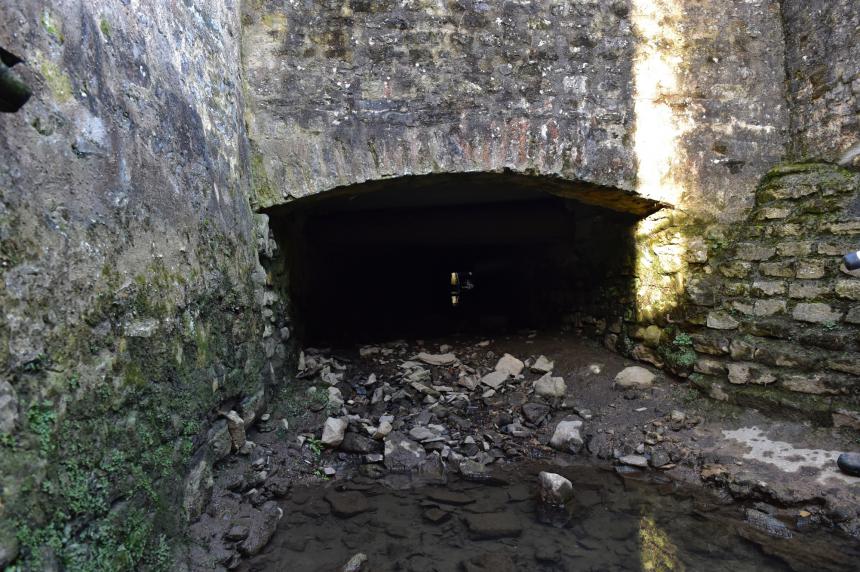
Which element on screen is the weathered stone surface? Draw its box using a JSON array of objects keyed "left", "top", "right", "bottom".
[
  {"left": 533, "top": 374, "right": 567, "bottom": 398},
  {"left": 0, "top": 381, "right": 19, "bottom": 434},
  {"left": 549, "top": 420, "right": 584, "bottom": 453},
  {"left": 226, "top": 411, "right": 247, "bottom": 452},
  {"left": 792, "top": 303, "right": 843, "bottom": 324},
  {"left": 480, "top": 371, "right": 509, "bottom": 390},
  {"left": 322, "top": 417, "right": 348, "bottom": 447},
  {"left": 614, "top": 366, "right": 655, "bottom": 389},
  {"left": 531, "top": 355, "right": 554, "bottom": 374},
  {"left": 183, "top": 459, "right": 214, "bottom": 522},
  {"left": 538, "top": 472, "right": 574, "bottom": 506},
  {"left": 417, "top": 352, "right": 457, "bottom": 366},
  {"left": 384, "top": 432, "right": 425, "bottom": 473},
  {"left": 325, "top": 491, "right": 371, "bottom": 518},
  {"left": 727, "top": 363, "right": 777, "bottom": 385},
  {"left": 464, "top": 513, "right": 522, "bottom": 540},
  {"left": 239, "top": 502, "right": 283, "bottom": 555},
  {"left": 707, "top": 311, "right": 740, "bottom": 330},
  {"left": 495, "top": 354, "right": 525, "bottom": 377}
]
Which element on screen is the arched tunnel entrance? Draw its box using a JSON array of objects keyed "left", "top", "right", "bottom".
[{"left": 262, "top": 173, "right": 659, "bottom": 347}]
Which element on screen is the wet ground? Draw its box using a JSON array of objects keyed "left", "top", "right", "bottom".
[
  {"left": 188, "top": 331, "right": 860, "bottom": 571},
  {"left": 239, "top": 460, "right": 860, "bottom": 571}
]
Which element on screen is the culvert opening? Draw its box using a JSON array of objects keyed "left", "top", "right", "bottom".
[{"left": 264, "top": 173, "right": 652, "bottom": 346}]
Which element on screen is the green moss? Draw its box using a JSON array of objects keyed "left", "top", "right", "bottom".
[
  {"left": 38, "top": 58, "right": 73, "bottom": 102},
  {"left": 99, "top": 18, "right": 111, "bottom": 37},
  {"left": 250, "top": 151, "right": 280, "bottom": 208},
  {"left": 41, "top": 10, "right": 64, "bottom": 42}
]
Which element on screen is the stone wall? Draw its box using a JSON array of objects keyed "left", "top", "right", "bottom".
[
  {"left": 781, "top": 0, "right": 860, "bottom": 162},
  {"left": 619, "top": 164, "right": 860, "bottom": 427},
  {"left": 0, "top": 1, "right": 287, "bottom": 569},
  {"left": 242, "top": 0, "right": 787, "bottom": 222}
]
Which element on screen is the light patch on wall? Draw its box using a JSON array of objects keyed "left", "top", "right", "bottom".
[{"left": 631, "top": 0, "right": 692, "bottom": 322}]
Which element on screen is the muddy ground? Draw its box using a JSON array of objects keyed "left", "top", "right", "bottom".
[{"left": 185, "top": 331, "right": 860, "bottom": 571}]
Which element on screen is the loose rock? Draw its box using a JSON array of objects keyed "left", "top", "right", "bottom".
[
  {"left": 495, "top": 353, "right": 525, "bottom": 376},
  {"left": 480, "top": 370, "right": 509, "bottom": 389},
  {"left": 614, "top": 366, "right": 655, "bottom": 389},
  {"left": 549, "top": 419, "right": 584, "bottom": 453},
  {"left": 321, "top": 417, "right": 348, "bottom": 447},
  {"left": 538, "top": 471, "right": 574, "bottom": 506},
  {"left": 531, "top": 355, "right": 554, "bottom": 373},
  {"left": 836, "top": 452, "right": 860, "bottom": 476},
  {"left": 533, "top": 373, "right": 566, "bottom": 398}
]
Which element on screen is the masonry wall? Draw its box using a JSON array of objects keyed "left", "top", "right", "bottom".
[
  {"left": 242, "top": 0, "right": 787, "bottom": 223},
  {"left": 0, "top": 1, "right": 287, "bottom": 569},
  {"left": 781, "top": 0, "right": 860, "bottom": 162}
]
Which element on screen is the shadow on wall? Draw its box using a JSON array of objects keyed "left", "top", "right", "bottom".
[{"left": 0, "top": 47, "right": 31, "bottom": 112}]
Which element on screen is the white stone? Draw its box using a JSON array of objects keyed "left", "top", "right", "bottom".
[
  {"left": 328, "top": 386, "right": 344, "bottom": 408},
  {"left": 619, "top": 455, "right": 648, "bottom": 468},
  {"left": 321, "top": 417, "right": 348, "bottom": 447},
  {"left": 480, "top": 370, "right": 509, "bottom": 389},
  {"left": 494, "top": 353, "right": 524, "bottom": 376},
  {"left": 531, "top": 355, "right": 554, "bottom": 373},
  {"left": 533, "top": 373, "right": 566, "bottom": 397},
  {"left": 372, "top": 420, "right": 393, "bottom": 440},
  {"left": 614, "top": 366, "right": 655, "bottom": 389},
  {"left": 549, "top": 420, "right": 584, "bottom": 453}
]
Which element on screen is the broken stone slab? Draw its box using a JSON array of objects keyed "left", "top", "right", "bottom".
[
  {"left": 618, "top": 454, "right": 649, "bottom": 468},
  {"left": 495, "top": 353, "right": 524, "bottom": 376},
  {"left": 321, "top": 417, "right": 348, "bottom": 447},
  {"left": 533, "top": 373, "right": 566, "bottom": 397},
  {"left": 549, "top": 419, "right": 584, "bottom": 453},
  {"left": 538, "top": 471, "right": 573, "bottom": 506},
  {"left": 457, "top": 375, "right": 479, "bottom": 390},
  {"left": 225, "top": 410, "right": 246, "bottom": 451},
  {"left": 409, "top": 425, "right": 441, "bottom": 442},
  {"left": 480, "top": 370, "right": 509, "bottom": 389},
  {"left": 613, "top": 366, "right": 655, "bottom": 389},
  {"left": 416, "top": 352, "right": 457, "bottom": 366},
  {"left": 340, "top": 432, "right": 381, "bottom": 454},
  {"left": 384, "top": 432, "right": 426, "bottom": 473},
  {"left": 328, "top": 386, "right": 344, "bottom": 408},
  {"left": 531, "top": 355, "right": 554, "bottom": 373}
]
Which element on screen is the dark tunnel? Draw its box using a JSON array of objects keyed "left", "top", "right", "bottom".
[{"left": 263, "top": 173, "right": 649, "bottom": 346}]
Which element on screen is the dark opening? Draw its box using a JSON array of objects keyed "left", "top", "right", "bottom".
[
  {"left": 0, "top": 47, "right": 32, "bottom": 113},
  {"left": 264, "top": 173, "right": 650, "bottom": 346}
]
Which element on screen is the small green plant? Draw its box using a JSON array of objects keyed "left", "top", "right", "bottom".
[
  {"left": 822, "top": 321, "right": 838, "bottom": 331},
  {"left": 659, "top": 331, "right": 698, "bottom": 375},
  {"left": 306, "top": 436, "right": 323, "bottom": 457},
  {"left": 27, "top": 400, "right": 57, "bottom": 454},
  {"left": 0, "top": 432, "right": 16, "bottom": 449}
]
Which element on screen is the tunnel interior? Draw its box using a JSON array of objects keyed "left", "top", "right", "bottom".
[{"left": 264, "top": 173, "right": 646, "bottom": 346}]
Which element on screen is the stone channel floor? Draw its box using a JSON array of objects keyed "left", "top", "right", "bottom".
[{"left": 186, "top": 332, "right": 860, "bottom": 571}]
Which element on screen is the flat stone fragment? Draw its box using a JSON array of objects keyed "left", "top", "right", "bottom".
[
  {"left": 531, "top": 355, "right": 554, "bottom": 373},
  {"left": 342, "top": 552, "right": 368, "bottom": 572},
  {"left": 480, "top": 370, "right": 509, "bottom": 389},
  {"left": 384, "top": 432, "right": 426, "bottom": 472},
  {"left": 619, "top": 455, "right": 649, "bottom": 468},
  {"left": 494, "top": 353, "right": 524, "bottom": 376},
  {"left": 416, "top": 352, "right": 457, "bottom": 366},
  {"left": 614, "top": 366, "right": 655, "bottom": 389},
  {"left": 464, "top": 512, "right": 522, "bottom": 539},
  {"left": 533, "top": 373, "right": 566, "bottom": 397},
  {"left": 423, "top": 508, "right": 451, "bottom": 523}
]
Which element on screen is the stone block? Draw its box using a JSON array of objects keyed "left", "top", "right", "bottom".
[
  {"left": 751, "top": 280, "right": 785, "bottom": 296},
  {"left": 706, "top": 310, "right": 739, "bottom": 330},
  {"left": 694, "top": 357, "right": 726, "bottom": 375},
  {"left": 729, "top": 338, "right": 756, "bottom": 360},
  {"left": 781, "top": 374, "right": 838, "bottom": 395},
  {"left": 825, "top": 221, "right": 860, "bottom": 235},
  {"left": 788, "top": 282, "right": 830, "bottom": 299},
  {"left": 735, "top": 243, "right": 775, "bottom": 261},
  {"left": 753, "top": 299, "right": 787, "bottom": 316},
  {"left": 691, "top": 333, "right": 729, "bottom": 355},
  {"left": 719, "top": 261, "right": 752, "bottom": 278},
  {"left": 835, "top": 280, "right": 860, "bottom": 300},
  {"left": 776, "top": 241, "right": 813, "bottom": 257},
  {"left": 759, "top": 262, "right": 794, "bottom": 278},
  {"left": 727, "top": 362, "right": 777, "bottom": 385},
  {"left": 795, "top": 260, "right": 826, "bottom": 279},
  {"left": 845, "top": 306, "right": 860, "bottom": 324},
  {"left": 792, "top": 303, "right": 843, "bottom": 324},
  {"left": 758, "top": 207, "right": 791, "bottom": 220}
]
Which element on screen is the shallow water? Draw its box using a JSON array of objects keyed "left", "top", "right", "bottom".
[{"left": 240, "top": 461, "right": 859, "bottom": 571}]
